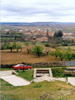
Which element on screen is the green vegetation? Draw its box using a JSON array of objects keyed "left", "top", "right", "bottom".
[
  {"left": 32, "top": 45, "right": 44, "bottom": 57},
  {"left": 1, "top": 31, "right": 24, "bottom": 42},
  {"left": 0, "top": 68, "right": 12, "bottom": 71},
  {"left": 1, "top": 45, "right": 75, "bottom": 65},
  {"left": 42, "top": 42, "right": 50, "bottom": 47},
  {"left": 52, "top": 67, "right": 75, "bottom": 77},
  {"left": 24, "top": 42, "right": 32, "bottom": 54},
  {"left": 54, "top": 30, "right": 63, "bottom": 38},
  {"left": 1, "top": 79, "right": 75, "bottom": 100},
  {"left": 52, "top": 67, "right": 65, "bottom": 77},
  {"left": 0, "top": 79, "right": 12, "bottom": 87},
  {"left": 2, "top": 42, "right": 22, "bottom": 52},
  {"left": 49, "top": 47, "right": 75, "bottom": 61},
  {"left": 17, "top": 69, "right": 33, "bottom": 81}
]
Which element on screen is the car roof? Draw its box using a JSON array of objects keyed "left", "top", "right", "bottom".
[{"left": 15, "top": 64, "right": 24, "bottom": 67}]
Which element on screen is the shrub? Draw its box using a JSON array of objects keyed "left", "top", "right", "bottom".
[
  {"left": 32, "top": 45, "right": 44, "bottom": 57},
  {"left": 2, "top": 42, "right": 22, "bottom": 52},
  {"left": 52, "top": 67, "right": 65, "bottom": 77}
]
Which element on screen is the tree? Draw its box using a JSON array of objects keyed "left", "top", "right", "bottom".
[
  {"left": 25, "top": 42, "right": 32, "bottom": 54},
  {"left": 9, "top": 43, "right": 13, "bottom": 52},
  {"left": 49, "top": 48, "right": 64, "bottom": 61},
  {"left": 54, "top": 30, "right": 63, "bottom": 38},
  {"left": 54, "top": 49, "right": 64, "bottom": 61},
  {"left": 64, "top": 48, "right": 72, "bottom": 61},
  {"left": 32, "top": 45, "right": 44, "bottom": 57},
  {"left": 2, "top": 42, "right": 22, "bottom": 52},
  {"left": 2, "top": 43, "right": 10, "bottom": 50},
  {"left": 15, "top": 43, "right": 22, "bottom": 52},
  {"left": 49, "top": 47, "right": 75, "bottom": 61},
  {"left": 2, "top": 42, "right": 13, "bottom": 52}
]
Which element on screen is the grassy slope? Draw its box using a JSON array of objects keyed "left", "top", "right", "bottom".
[
  {"left": 0, "top": 69, "right": 75, "bottom": 100},
  {"left": 1, "top": 79, "right": 75, "bottom": 100}
]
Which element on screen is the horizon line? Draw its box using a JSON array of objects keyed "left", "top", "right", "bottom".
[{"left": 0, "top": 21, "right": 75, "bottom": 23}]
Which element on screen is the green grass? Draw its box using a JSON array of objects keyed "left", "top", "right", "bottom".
[
  {"left": 0, "top": 68, "right": 12, "bottom": 71},
  {"left": 17, "top": 69, "right": 33, "bottom": 81},
  {"left": 0, "top": 79, "right": 12, "bottom": 87}
]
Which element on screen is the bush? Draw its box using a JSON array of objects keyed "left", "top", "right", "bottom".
[
  {"left": 52, "top": 67, "right": 65, "bottom": 77},
  {"left": 2, "top": 42, "right": 22, "bottom": 52},
  {"left": 32, "top": 45, "right": 44, "bottom": 57},
  {"left": 49, "top": 48, "right": 75, "bottom": 61},
  {"left": 2, "top": 43, "right": 10, "bottom": 50}
]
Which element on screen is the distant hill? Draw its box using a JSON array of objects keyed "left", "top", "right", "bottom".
[
  {"left": 0, "top": 22, "right": 75, "bottom": 33},
  {"left": 0, "top": 22, "right": 75, "bottom": 26}
]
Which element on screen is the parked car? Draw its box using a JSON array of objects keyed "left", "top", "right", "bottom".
[{"left": 12, "top": 64, "right": 32, "bottom": 70}]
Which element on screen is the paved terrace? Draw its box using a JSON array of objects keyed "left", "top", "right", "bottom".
[
  {"left": 0, "top": 70, "right": 75, "bottom": 86},
  {"left": 0, "top": 71, "right": 30, "bottom": 86},
  {"left": 33, "top": 68, "right": 75, "bottom": 86}
]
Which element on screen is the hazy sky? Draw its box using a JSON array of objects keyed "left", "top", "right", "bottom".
[{"left": 0, "top": 0, "right": 75, "bottom": 22}]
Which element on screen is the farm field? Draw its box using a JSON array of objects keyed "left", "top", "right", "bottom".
[
  {"left": 1, "top": 45, "right": 75, "bottom": 65},
  {"left": 1, "top": 49, "right": 59, "bottom": 65}
]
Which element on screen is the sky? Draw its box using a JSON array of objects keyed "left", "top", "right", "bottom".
[{"left": 0, "top": 0, "right": 75, "bottom": 22}]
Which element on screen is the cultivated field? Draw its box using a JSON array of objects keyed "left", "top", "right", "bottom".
[
  {"left": 1, "top": 49, "right": 58, "bottom": 65},
  {"left": 1, "top": 46, "right": 75, "bottom": 65}
]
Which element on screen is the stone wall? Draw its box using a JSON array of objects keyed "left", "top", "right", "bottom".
[{"left": 1, "top": 61, "right": 65, "bottom": 68}]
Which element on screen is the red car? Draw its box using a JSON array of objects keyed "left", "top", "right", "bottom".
[{"left": 12, "top": 64, "right": 32, "bottom": 70}]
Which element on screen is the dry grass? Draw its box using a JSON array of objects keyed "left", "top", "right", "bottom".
[
  {"left": 1, "top": 46, "right": 75, "bottom": 65},
  {"left": 1, "top": 80, "right": 75, "bottom": 100},
  {"left": 1, "top": 48, "right": 58, "bottom": 65}
]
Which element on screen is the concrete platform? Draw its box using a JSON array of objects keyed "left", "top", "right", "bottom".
[
  {"left": 1, "top": 75, "right": 30, "bottom": 86},
  {"left": 0, "top": 71, "right": 30, "bottom": 86},
  {"left": 0, "top": 70, "right": 15, "bottom": 77},
  {"left": 68, "top": 77, "right": 75, "bottom": 86},
  {"left": 34, "top": 68, "right": 53, "bottom": 78},
  {"left": 33, "top": 75, "right": 66, "bottom": 82}
]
